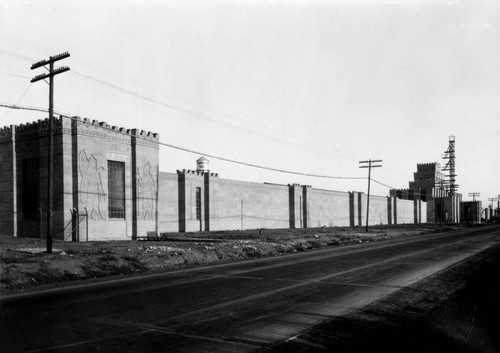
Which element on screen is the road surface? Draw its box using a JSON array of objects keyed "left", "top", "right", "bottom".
[{"left": 1, "top": 225, "right": 499, "bottom": 352}]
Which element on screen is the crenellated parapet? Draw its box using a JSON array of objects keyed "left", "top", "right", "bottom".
[
  {"left": 15, "top": 121, "right": 40, "bottom": 133},
  {"left": 73, "top": 117, "right": 159, "bottom": 147},
  {"left": 417, "top": 162, "right": 438, "bottom": 167},
  {"left": 0, "top": 125, "right": 13, "bottom": 144},
  {"left": 129, "top": 128, "right": 159, "bottom": 149},
  {"left": 416, "top": 162, "right": 442, "bottom": 170},
  {"left": 177, "top": 169, "right": 219, "bottom": 178},
  {"left": 6, "top": 116, "right": 71, "bottom": 140},
  {"left": 77, "top": 118, "right": 158, "bottom": 138},
  {"left": 129, "top": 128, "right": 159, "bottom": 141}
]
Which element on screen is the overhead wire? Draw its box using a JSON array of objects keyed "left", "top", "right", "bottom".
[
  {"left": 70, "top": 69, "right": 361, "bottom": 161},
  {"left": 371, "top": 179, "right": 396, "bottom": 190},
  {"left": 0, "top": 47, "right": 401, "bottom": 187},
  {"left": 0, "top": 103, "right": 368, "bottom": 180},
  {"left": 0, "top": 84, "right": 32, "bottom": 124},
  {"left": 0, "top": 47, "right": 363, "bottom": 161}
]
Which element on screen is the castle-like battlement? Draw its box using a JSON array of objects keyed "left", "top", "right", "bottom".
[
  {"left": 416, "top": 162, "right": 441, "bottom": 169},
  {"left": 9, "top": 116, "right": 66, "bottom": 134},
  {"left": 78, "top": 117, "right": 159, "bottom": 140},
  {"left": 177, "top": 169, "right": 219, "bottom": 178},
  {"left": 2, "top": 117, "right": 159, "bottom": 142},
  {"left": 0, "top": 125, "right": 13, "bottom": 135}
]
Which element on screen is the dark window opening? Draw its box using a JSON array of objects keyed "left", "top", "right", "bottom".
[
  {"left": 108, "top": 160, "right": 125, "bottom": 219},
  {"left": 22, "top": 158, "right": 39, "bottom": 219}
]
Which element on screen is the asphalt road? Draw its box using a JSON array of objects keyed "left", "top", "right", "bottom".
[{"left": 1, "top": 225, "right": 499, "bottom": 353}]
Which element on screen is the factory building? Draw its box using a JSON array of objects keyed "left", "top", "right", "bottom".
[{"left": 390, "top": 163, "right": 461, "bottom": 224}]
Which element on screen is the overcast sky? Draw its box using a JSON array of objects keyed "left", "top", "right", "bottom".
[{"left": 1, "top": 0, "right": 499, "bottom": 206}]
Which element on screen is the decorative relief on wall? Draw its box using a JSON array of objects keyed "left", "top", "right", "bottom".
[
  {"left": 79, "top": 150, "right": 106, "bottom": 221},
  {"left": 137, "top": 162, "right": 156, "bottom": 221}
]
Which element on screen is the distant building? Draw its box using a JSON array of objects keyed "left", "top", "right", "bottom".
[
  {"left": 391, "top": 162, "right": 461, "bottom": 223},
  {"left": 409, "top": 163, "right": 448, "bottom": 201},
  {"left": 460, "top": 201, "right": 482, "bottom": 223}
]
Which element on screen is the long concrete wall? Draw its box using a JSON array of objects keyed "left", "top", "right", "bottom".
[
  {"left": 306, "top": 188, "right": 350, "bottom": 227},
  {"left": 158, "top": 172, "right": 179, "bottom": 232},
  {"left": 2, "top": 119, "right": 435, "bottom": 241},
  {"left": 421, "top": 201, "right": 427, "bottom": 223},
  {"left": 209, "top": 179, "right": 290, "bottom": 231},
  {"left": 158, "top": 172, "right": 427, "bottom": 234},
  {"left": 368, "top": 195, "right": 389, "bottom": 226},
  {"left": 395, "top": 198, "right": 414, "bottom": 224}
]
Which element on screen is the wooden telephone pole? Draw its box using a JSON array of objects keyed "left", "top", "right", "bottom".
[
  {"left": 359, "top": 159, "right": 382, "bottom": 232},
  {"left": 31, "top": 52, "right": 70, "bottom": 253},
  {"left": 468, "top": 192, "right": 480, "bottom": 201}
]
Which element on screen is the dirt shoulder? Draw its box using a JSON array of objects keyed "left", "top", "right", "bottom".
[{"left": 0, "top": 224, "right": 458, "bottom": 296}]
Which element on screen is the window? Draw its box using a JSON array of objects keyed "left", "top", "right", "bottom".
[
  {"left": 108, "top": 161, "right": 125, "bottom": 218},
  {"left": 22, "top": 158, "right": 39, "bottom": 219},
  {"left": 195, "top": 187, "right": 201, "bottom": 220}
]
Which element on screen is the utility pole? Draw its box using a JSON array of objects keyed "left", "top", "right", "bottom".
[
  {"left": 31, "top": 52, "right": 70, "bottom": 253},
  {"left": 468, "top": 192, "right": 480, "bottom": 201},
  {"left": 359, "top": 159, "right": 382, "bottom": 232},
  {"left": 488, "top": 197, "right": 497, "bottom": 218}
]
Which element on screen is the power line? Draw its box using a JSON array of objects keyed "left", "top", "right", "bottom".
[
  {"left": 0, "top": 103, "right": 366, "bottom": 181},
  {"left": 70, "top": 69, "right": 362, "bottom": 162},
  {"left": 371, "top": 178, "right": 396, "bottom": 189},
  {"left": 0, "top": 83, "right": 32, "bottom": 123},
  {"left": 1, "top": 47, "right": 363, "bottom": 161}
]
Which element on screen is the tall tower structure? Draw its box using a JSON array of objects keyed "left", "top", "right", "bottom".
[{"left": 442, "top": 136, "right": 458, "bottom": 195}]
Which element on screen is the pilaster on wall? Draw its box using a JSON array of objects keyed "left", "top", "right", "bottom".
[
  {"left": 0, "top": 125, "right": 16, "bottom": 236},
  {"left": 302, "top": 185, "right": 310, "bottom": 228},
  {"left": 358, "top": 192, "right": 365, "bottom": 226},
  {"left": 58, "top": 116, "right": 74, "bottom": 241},
  {"left": 387, "top": 196, "right": 392, "bottom": 225},
  {"left": 288, "top": 184, "right": 304, "bottom": 229},
  {"left": 177, "top": 169, "right": 218, "bottom": 232},
  {"left": 348, "top": 191, "right": 365, "bottom": 227},
  {"left": 71, "top": 118, "right": 79, "bottom": 238},
  {"left": 413, "top": 199, "right": 421, "bottom": 224},
  {"left": 349, "top": 192, "right": 356, "bottom": 227},
  {"left": 204, "top": 173, "right": 210, "bottom": 232},
  {"left": 393, "top": 196, "right": 398, "bottom": 224},
  {"left": 177, "top": 171, "right": 186, "bottom": 233},
  {"left": 130, "top": 128, "right": 159, "bottom": 239},
  {"left": 387, "top": 196, "right": 395, "bottom": 225}
]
